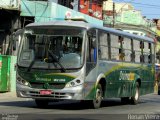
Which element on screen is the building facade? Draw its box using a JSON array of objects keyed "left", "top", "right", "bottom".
[
  {"left": 103, "top": 0, "right": 156, "bottom": 39},
  {"left": 0, "top": 0, "right": 21, "bottom": 55}
]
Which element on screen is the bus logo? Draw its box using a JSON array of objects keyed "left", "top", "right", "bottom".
[
  {"left": 43, "top": 83, "right": 50, "bottom": 89},
  {"left": 119, "top": 71, "right": 135, "bottom": 81}
]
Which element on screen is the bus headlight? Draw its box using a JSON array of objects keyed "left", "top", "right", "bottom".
[
  {"left": 17, "top": 77, "right": 30, "bottom": 86},
  {"left": 65, "top": 79, "right": 82, "bottom": 88}
]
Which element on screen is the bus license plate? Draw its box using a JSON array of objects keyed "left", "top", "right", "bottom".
[{"left": 40, "top": 90, "right": 52, "bottom": 95}]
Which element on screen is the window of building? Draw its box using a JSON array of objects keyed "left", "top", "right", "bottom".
[{"left": 58, "top": 0, "right": 74, "bottom": 9}]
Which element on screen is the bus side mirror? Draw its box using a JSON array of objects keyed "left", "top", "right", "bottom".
[
  {"left": 13, "top": 38, "right": 16, "bottom": 51},
  {"left": 10, "top": 33, "right": 16, "bottom": 51}
]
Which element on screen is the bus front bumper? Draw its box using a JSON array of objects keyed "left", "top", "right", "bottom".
[{"left": 16, "top": 83, "right": 84, "bottom": 100}]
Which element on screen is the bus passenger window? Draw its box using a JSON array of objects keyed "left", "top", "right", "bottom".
[
  {"left": 148, "top": 43, "right": 152, "bottom": 63},
  {"left": 98, "top": 31, "right": 108, "bottom": 60},
  {"left": 140, "top": 41, "right": 144, "bottom": 49},
  {"left": 118, "top": 48, "right": 125, "bottom": 61},
  {"left": 133, "top": 40, "right": 141, "bottom": 63},
  {"left": 91, "top": 38, "right": 97, "bottom": 62},
  {"left": 87, "top": 29, "right": 97, "bottom": 63},
  {"left": 123, "top": 37, "right": 131, "bottom": 62},
  {"left": 110, "top": 34, "right": 119, "bottom": 60},
  {"left": 148, "top": 55, "right": 151, "bottom": 63},
  {"left": 140, "top": 55, "right": 144, "bottom": 63},
  {"left": 131, "top": 51, "right": 135, "bottom": 62}
]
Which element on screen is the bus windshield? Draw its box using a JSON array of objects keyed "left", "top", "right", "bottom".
[{"left": 18, "top": 26, "right": 85, "bottom": 70}]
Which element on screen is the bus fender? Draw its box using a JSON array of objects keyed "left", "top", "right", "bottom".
[
  {"left": 131, "top": 78, "right": 141, "bottom": 95},
  {"left": 95, "top": 73, "right": 106, "bottom": 87},
  {"left": 94, "top": 73, "right": 106, "bottom": 98}
]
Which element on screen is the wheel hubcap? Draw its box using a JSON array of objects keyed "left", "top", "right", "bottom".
[
  {"left": 95, "top": 89, "right": 102, "bottom": 103},
  {"left": 135, "top": 87, "right": 139, "bottom": 100}
]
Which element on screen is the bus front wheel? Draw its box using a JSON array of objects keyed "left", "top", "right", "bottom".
[
  {"left": 35, "top": 99, "right": 49, "bottom": 108},
  {"left": 131, "top": 82, "right": 140, "bottom": 105},
  {"left": 92, "top": 84, "right": 103, "bottom": 109}
]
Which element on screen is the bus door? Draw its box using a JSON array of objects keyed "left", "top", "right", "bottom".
[{"left": 86, "top": 29, "right": 97, "bottom": 81}]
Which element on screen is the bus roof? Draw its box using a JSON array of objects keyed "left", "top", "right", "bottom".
[{"left": 26, "top": 20, "right": 154, "bottom": 43}]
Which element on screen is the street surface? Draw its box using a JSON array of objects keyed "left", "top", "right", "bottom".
[{"left": 0, "top": 93, "right": 160, "bottom": 120}]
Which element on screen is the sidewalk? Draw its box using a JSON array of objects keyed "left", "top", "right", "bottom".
[{"left": 0, "top": 91, "right": 17, "bottom": 100}]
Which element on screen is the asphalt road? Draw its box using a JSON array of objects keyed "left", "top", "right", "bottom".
[{"left": 0, "top": 93, "right": 160, "bottom": 120}]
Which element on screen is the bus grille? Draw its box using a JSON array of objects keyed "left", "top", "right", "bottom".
[
  {"left": 28, "top": 91, "right": 70, "bottom": 99},
  {"left": 30, "top": 82, "right": 65, "bottom": 89}
]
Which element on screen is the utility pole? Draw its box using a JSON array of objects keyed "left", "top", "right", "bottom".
[{"left": 113, "top": 2, "right": 115, "bottom": 28}]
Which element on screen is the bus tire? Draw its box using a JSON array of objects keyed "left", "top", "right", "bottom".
[
  {"left": 92, "top": 84, "right": 103, "bottom": 109},
  {"left": 35, "top": 99, "right": 49, "bottom": 108},
  {"left": 158, "top": 90, "right": 160, "bottom": 95},
  {"left": 130, "top": 82, "right": 140, "bottom": 105}
]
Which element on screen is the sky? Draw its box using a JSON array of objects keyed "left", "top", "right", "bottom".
[{"left": 113, "top": 0, "right": 160, "bottom": 19}]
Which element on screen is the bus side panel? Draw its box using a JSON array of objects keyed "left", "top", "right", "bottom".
[
  {"left": 140, "top": 64, "right": 155, "bottom": 95},
  {"left": 84, "top": 61, "right": 155, "bottom": 100},
  {"left": 84, "top": 65, "right": 97, "bottom": 100}
]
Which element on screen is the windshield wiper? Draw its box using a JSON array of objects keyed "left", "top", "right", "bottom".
[
  {"left": 47, "top": 50, "right": 66, "bottom": 72},
  {"left": 27, "top": 50, "right": 65, "bottom": 72}
]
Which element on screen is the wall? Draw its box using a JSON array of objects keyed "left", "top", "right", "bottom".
[
  {"left": 9, "top": 56, "right": 17, "bottom": 92},
  {"left": 103, "top": 0, "right": 134, "bottom": 13},
  {"left": 21, "top": 0, "right": 103, "bottom": 26},
  {"left": 79, "top": 0, "right": 103, "bottom": 20},
  {"left": 0, "top": 56, "right": 10, "bottom": 92},
  {"left": 0, "top": 0, "right": 20, "bottom": 10}
]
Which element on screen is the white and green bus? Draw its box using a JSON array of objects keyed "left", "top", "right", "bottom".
[{"left": 16, "top": 20, "right": 155, "bottom": 109}]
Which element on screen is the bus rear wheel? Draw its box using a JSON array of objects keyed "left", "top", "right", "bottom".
[
  {"left": 131, "top": 82, "right": 140, "bottom": 105},
  {"left": 92, "top": 84, "right": 103, "bottom": 109},
  {"left": 35, "top": 99, "right": 49, "bottom": 108}
]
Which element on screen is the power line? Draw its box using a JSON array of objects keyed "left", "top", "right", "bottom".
[
  {"left": 113, "top": 0, "right": 160, "bottom": 18},
  {"left": 116, "top": 0, "right": 135, "bottom": 14},
  {"left": 114, "top": 0, "right": 160, "bottom": 8},
  {"left": 144, "top": 14, "right": 160, "bottom": 15}
]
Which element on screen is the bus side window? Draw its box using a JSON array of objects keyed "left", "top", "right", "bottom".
[
  {"left": 133, "top": 40, "right": 141, "bottom": 63},
  {"left": 140, "top": 41, "right": 144, "bottom": 63},
  {"left": 140, "top": 41, "right": 144, "bottom": 49},
  {"left": 91, "top": 37, "right": 97, "bottom": 62},
  {"left": 151, "top": 43, "right": 155, "bottom": 63},
  {"left": 87, "top": 37, "right": 96, "bottom": 62},
  {"left": 131, "top": 51, "right": 135, "bottom": 62},
  {"left": 123, "top": 37, "right": 132, "bottom": 62},
  {"left": 98, "top": 30, "right": 109, "bottom": 60},
  {"left": 118, "top": 48, "right": 125, "bottom": 61},
  {"left": 118, "top": 36, "right": 125, "bottom": 61},
  {"left": 140, "top": 54, "right": 144, "bottom": 63},
  {"left": 148, "top": 43, "right": 152, "bottom": 63},
  {"left": 110, "top": 34, "right": 119, "bottom": 60},
  {"left": 87, "top": 29, "right": 97, "bottom": 62}
]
